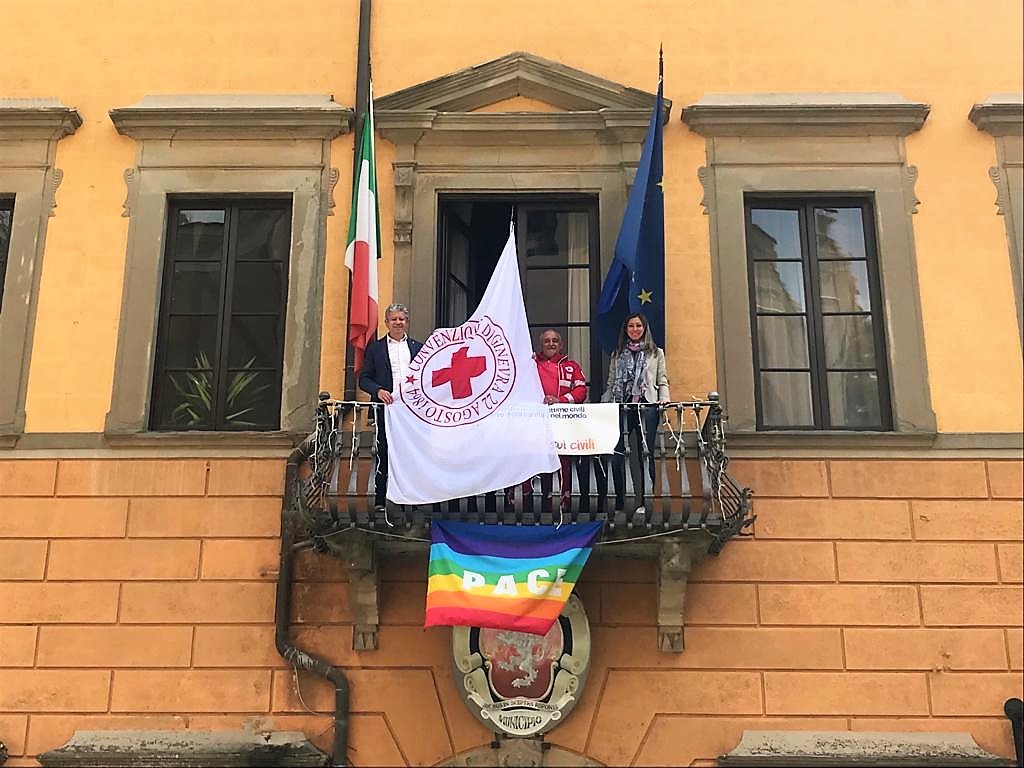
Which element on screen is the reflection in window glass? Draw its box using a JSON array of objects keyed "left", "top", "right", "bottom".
[
  {"left": 823, "top": 315, "right": 876, "bottom": 369},
  {"left": 174, "top": 210, "right": 225, "bottom": 261},
  {"left": 819, "top": 261, "right": 872, "bottom": 313},
  {"left": 749, "top": 209, "right": 802, "bottom": 260},
  {"left": 754, "top": 262, "right": 806, "bottom": 313},
  {"left": 815, "top": 207, "right": 867, "bottom": 260}
]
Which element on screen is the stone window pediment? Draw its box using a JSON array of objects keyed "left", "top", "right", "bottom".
[
  {"left": 375, "top": 50, "right": 670, "bottom": 129},
  {"left": 369, "top": 52, "right": 668, "bottom": 344}
]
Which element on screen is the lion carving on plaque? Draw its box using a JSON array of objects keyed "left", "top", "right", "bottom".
[{"left": 452, "top": 594, "right": 591, "bottom": 738}]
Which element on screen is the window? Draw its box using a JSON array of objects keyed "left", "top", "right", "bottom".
[
  {"left": 0, "top": 198, "right": 12, "bottom": 312},
  {"left": 105, "top": 95, "right": 349, "bottom": 438},
  {"left": 150, "top": 200, "right": 291, "bottom": 431},
  {"left": 682, "top": 93, "right": 936, "bottom": 437},
  {"left": 0, "top": 98, "right": 80, "bottom": 439},
  {"left": 746, "top": 199, "right": 891, "bottom": 430},
  {"left": 437, "top": 197, "right": 599, "bottom": 389}
]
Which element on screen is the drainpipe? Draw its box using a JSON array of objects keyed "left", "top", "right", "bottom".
[
  {"left": 342, "top": 0, "right": 374, "bottom": 401},
  {"left": 276, "top": 445, "right": 350, "bottom": 767},
  {"left": 1006, "top": 697, "right": 1023, "bottom": 768}
]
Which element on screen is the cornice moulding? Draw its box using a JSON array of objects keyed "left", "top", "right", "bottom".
[
  {"left": 109, "top": 94, "right": 352, "bottom": 140},
  {"left": 375, "top": 109, "right": 657, "bottom": 143},
  {"left": 682, "top": 93, "right": 929, "bottom": 137},
  {"left": 969, "top": 94, "right": 1024, "bottom": 137},
  {"left": 0, "top": 98, "right": 82, "bottom": 140}
]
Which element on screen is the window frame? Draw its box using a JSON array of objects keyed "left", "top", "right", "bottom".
[
  {"left": 682, "top": 93, "right": 936, "bottom": 440},
  {"left": 0, "top": 99, "right": 81, "bottom": 443},
  {"left": 150, "top": 197, "right": 292, "bottom": 432},
  {"left": 104, "top": 95, "right": 351, "bottom": 441},
  {"left": 744, "top": 195, "right": 893, "bottom": 431}
]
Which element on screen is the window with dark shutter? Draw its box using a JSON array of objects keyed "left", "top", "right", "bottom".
[{"left": 150, "top": 199, "right": 291, "bottom": 431}]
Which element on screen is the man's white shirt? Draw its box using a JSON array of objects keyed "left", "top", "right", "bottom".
[{"left": 386, "top": 334, "right": 411, "bottom": 388}]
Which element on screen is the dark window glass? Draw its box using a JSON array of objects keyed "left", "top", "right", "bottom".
[
  {"left": 151, "top": 199, "right": 290, "bottom": 431},
  {"left": 437, "top": 198, "right": 600, "bottom": 392},
  {"left": 746, "top": 198, "right": 891, "bottom": 430},
  {"left": 0, "top": 199, "right": 14, "bottom": 312}
]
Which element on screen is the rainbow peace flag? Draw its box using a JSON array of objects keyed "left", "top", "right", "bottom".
[{"left": 425, "top": 520, "right": 602, "bottom": 634}]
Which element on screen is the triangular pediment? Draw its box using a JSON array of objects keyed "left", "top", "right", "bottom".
[
  {"left": 375, "top": 51, "right": 669, "bottom": 116},
  {"left": 472, "top": 95, "right": 565, "bottom": 113}
]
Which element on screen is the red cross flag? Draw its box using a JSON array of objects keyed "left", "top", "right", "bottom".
[{"left": 384, "top": 225, "right": 560, "bottom": 505}]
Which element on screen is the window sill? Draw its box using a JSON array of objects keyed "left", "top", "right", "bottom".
[
  {"left": 729, "top": 430, "right": 936, "bottom": 450},
  {"left": 103, "top": 430, "right": 305, "bottom": 449},
  {"left": 727, "top": 430, "right": 1024, "bottom": 458}
]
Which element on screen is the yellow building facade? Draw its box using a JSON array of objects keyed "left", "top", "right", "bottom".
[{"left": 1, "top": 1, "right": 1022, "bottom": 765}]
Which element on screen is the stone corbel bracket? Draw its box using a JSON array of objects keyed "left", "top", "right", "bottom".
[
  {"left": 325, "top": 167, "right": 340, "bottom": 216},
  {"left": 657, "top": 538, "right": 708, "bottom": 652},
  {"left": 969, "top": 95, "right": 1023, "bottom": 219},
  {"left": 337, "top": 531, "right": 379, "bottom": 651}
]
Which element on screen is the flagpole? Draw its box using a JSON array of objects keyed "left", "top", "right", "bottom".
[{"left": 343, "top": 0, "right": 373, "bottom": 402}]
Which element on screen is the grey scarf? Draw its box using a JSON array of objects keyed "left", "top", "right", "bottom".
[{"left": 611, "top": 342, "right": 647, "bottom": 403}]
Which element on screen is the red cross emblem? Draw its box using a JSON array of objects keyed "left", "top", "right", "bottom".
[{"left": 431, "top": 345, "right": 487, "bottom": 399}]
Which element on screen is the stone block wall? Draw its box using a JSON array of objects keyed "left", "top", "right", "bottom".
[{"left": 0, "top": 456, "right": 1021, "bottom": 766}]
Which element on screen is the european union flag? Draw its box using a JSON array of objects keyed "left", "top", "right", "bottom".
[{"left": 595, "top": 59, "right": 666, "bottom": 353}]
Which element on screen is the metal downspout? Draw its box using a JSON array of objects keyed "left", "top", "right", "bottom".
[
  {"left": 275, "top": 446, "right": 350, "bottom": 767},
  {"left": 341, "top": 0, "right": 373, "bottom": 401}
]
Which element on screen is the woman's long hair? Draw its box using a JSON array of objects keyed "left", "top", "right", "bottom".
[{"left": 613, "top": 312, "right": 658, "bottom": 356}]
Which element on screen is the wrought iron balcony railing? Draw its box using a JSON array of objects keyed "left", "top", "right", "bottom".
[{"left": 295, "top": 393, "right": 753, "bottom": 555}]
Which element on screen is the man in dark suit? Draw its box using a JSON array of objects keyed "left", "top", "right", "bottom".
[{"left": 358, "top": 303, "right": 424, "bottom": 509}]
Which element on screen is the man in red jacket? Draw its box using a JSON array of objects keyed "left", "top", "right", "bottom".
[
  {"left": 535, "top": 329, "right": 588, "bottom": 406},
  {"left": 533, "top": 329, "right": 588, "bottom": 511}
]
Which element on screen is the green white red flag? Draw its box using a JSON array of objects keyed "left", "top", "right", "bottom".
[{"left": 344, "top": 86, "right": 380, "bottom": 374}]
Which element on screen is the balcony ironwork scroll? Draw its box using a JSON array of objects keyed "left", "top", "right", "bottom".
[{"left": 295, "top": 392, "right": 753, "bottom": 555}]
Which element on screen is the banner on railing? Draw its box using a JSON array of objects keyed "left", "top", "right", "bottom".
[{"left": 548, "top": 403, "right": 620, "bottom": 455}]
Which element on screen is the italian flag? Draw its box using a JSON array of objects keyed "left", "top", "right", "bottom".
[{"left": 344, "top": 87, "right": 380, "bottom": 374}]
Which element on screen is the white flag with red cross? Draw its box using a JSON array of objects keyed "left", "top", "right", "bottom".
[{"left": 384, "top": 225, "right": 560, "bottom": 505}]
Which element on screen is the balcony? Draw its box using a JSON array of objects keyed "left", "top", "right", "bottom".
[{"left": 281, "top": 394, "right": 754, "bottom": 652}]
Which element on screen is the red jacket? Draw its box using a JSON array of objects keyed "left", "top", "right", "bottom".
[{"left": 533, "top": 353, "right": 588, "bottom": 404}]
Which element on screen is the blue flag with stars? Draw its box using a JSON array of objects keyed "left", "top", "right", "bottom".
[{"left": 595, "top": 62, "right": 666, "bottom": 353}]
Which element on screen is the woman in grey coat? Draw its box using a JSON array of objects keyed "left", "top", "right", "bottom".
[{"left": 601, "top": 313, "right": 671, "bottom": 511}]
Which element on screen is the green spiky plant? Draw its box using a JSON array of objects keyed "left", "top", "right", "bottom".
[{"left": 169, "top": 352, "right": 270, "bottom": 428}]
